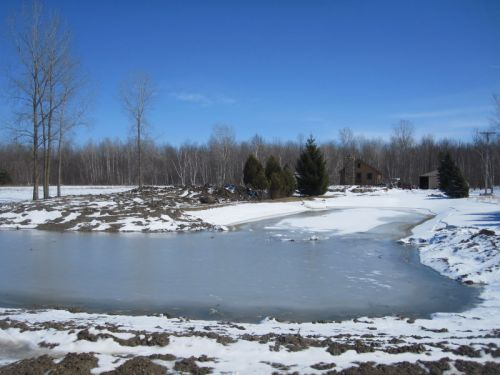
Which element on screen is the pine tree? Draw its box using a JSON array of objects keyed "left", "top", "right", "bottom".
[
  {"left": 265, "top": 156, "right": 282, "bottom": 180},
  {"left": 282, "top": 165, "right": 297, "bottom": 197},
  {"left": 253, "top": 169, "right": 270, "bottom": 190},
  {"left": 438, "top": 152, "right": 469, "bottom": 198},
  {"left": 269, "top": 172, "right": 286, "bottom": 199},
  {"left": 243, "top": 154, "right": 264, "bottom": 187},
  {"left": 295, "top": 136, "right": 329, "bottom": 196},
  {"left": 243, "top": 154, "right": 296, "bottom": 198},
  {"left": 438, "top": 152, "right": 452, "bottom": 192}
]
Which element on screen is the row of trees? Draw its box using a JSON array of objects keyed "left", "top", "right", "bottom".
[
  {"left": 243, "top": 137, "right": 328, "bottom": 198},
  {"left": 4, "top": 1, "right": 155, "bottom": 199},
  {"left": 1, "top": 124, "right": 498, "bottom": 190},
  {"left": 243, "top": 154, "right": 296, "bottom": 198}
]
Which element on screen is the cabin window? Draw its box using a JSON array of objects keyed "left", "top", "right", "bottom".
[
  {"left": 357, "top": 163, "right": 361, "bottom": 168},
  {"left": 367, "top": 173, "right": 373, "bottom": 180},
  {"left": 356, "top": 173, "right": 361, "bottom": 180}
]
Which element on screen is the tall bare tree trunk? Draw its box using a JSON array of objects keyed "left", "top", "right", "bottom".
[
  {"left": 56, "top": 110, "right": 64, "bottom": 197},
  {"left": 120, "top": 72, "right": 155, "bottom": 188},
  {"left": 32, "top": 100, "right": 39, "bottom": 200},
  {"left": 137, "top": 118, "right": 142, "bottom": 187},
  {"left": 43, "top": 77, "right": 54, "bottom": 199}
]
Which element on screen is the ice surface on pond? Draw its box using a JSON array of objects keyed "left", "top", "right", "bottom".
[
  {"left": 266, "top": 207, "right": 410, "bottom": 234},
  {"left": 0, "top": 209, "right": 479, "bottom": 322}
]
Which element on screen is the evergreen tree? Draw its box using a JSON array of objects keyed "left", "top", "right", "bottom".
[
  {"left": 438, "top": 152, "right": 452, "bottom": 192},
  {"left": 0, "top": 170, "right": 12, "bottom": 185},
  {"left": 282, "top": 165, "right": 297, "bottom": 197},
  {"left": 269, "top": 172, "right": 286, "bottom": 199},
  {"left": 265, "top": 156, "right": 282, "bottom": 180},
  {"left": 253, "top": 169, "right": 270, "bottom": 190},
  {"left": 242, "top": 154, "right": 296, "bottom": 197},
  {"left": 243, "top": 154, "right": 264, "bottom": 187},
  {"left": 438, "top": 152, "right": 469, "bottom": 198},
  {"left": 295, "top": 136, "right": 329, "bottom": 196},
  {"left": 269, "top": 167, "right": 297, "bottom": 200}
]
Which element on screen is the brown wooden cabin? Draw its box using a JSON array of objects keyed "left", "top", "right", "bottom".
[{"left": 339, "top": 157, "right": 383, "bottom": 185}]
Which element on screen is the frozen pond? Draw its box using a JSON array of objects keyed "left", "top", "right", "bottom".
[{"left": 0, "top": 209, "right": 480, "bottom": 322}]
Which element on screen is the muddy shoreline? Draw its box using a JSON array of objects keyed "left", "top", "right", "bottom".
[
  {"left": 0, "top": 185, "right": 260, "bottom": 233},
  {"left": 1, "top": 310, "right": 499, "bottom": 374}
]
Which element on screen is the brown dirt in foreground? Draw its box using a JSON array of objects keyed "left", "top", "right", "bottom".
[{"left": 2, "top": 353, "right": 500, "bottom": 375}]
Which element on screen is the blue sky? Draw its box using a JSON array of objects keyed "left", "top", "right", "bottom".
[{"left": 1, "top": 0, "right": 499, "bottom": 145}]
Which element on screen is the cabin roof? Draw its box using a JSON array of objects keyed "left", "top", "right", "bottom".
[{"left": 339, "top": 159, "right": 382, "bottom": 176}]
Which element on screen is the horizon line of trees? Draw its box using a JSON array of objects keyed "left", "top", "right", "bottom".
[{"left": 1, "top": 123, "right": 498, "bottom": 191}]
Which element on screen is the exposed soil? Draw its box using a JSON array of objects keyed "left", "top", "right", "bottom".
[
  {"left": 101, "top": 357, "right": 167, "bottom": 375},
  {"left": 77, "top": 328, "right": 170, "bottom": 347},
  {"left": 173, "top": 357, "right": 213, "bottom": 374},
  {"left": 0, "top": 185, "right": 264, "bottom": 233},
  {"left": 0, "top": 353, "right": 98, "bottom": 375},
  {"left": 3, "top": 353, "right": 498, "bottom": 375},
  {"left": 1, "top": 316, "right": 499, "bottom": 374}
]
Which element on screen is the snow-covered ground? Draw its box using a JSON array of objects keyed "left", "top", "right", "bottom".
[
  {"left": 0, "top": 185, "right": 133, "bottom": 204},
  {"left": 0, "top": 186, "right": 499, "bottom": 373}
]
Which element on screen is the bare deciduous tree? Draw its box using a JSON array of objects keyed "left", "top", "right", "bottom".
[
  {"left": 391, "top": 120, "right": 415, "bottom": 183},
  {"left": 7, "top": 1, "right": 46, "bottom": 200},
  {"left": 40, "top": 13, "right": 81, "bottom": 198},
  {"left": 7, "top": 0, "right": 81, "bottom": 199},
  {"left": 209, "top": 125, "right": 236, "bottom": 185},
  {"left": 120, "top": 72, "right": 156, "bottom": 188}
]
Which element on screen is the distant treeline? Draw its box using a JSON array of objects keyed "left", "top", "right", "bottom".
[{"left": 0, "top": 124, "right": 498, "bottom": 189}]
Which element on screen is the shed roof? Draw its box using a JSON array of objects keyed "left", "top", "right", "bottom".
[{"left": 420, "top": 170, "right": 439, "bottom": 177}]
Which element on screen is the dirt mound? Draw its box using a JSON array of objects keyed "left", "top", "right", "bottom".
[
  {"left": 0, "top": 353, "right": 98, "bottom": 375},
  {"left": 0, "top": 184, "right": 263, "bottom": 233},
  {"left": 102, "top": 357, "right": 166, "bottom": 375}
]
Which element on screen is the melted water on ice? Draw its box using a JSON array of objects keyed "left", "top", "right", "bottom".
[{"left": 0, "top": 209, "right": 480, "bottom": 322}]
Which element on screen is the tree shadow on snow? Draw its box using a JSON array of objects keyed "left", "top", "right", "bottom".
[{"left": 467, "top": 212, "right": 500, "bottom": 227}]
